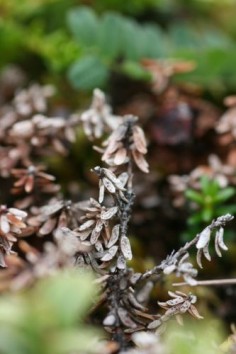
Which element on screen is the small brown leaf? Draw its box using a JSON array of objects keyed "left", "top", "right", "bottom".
[
  {"left": 117, "top": 255, "right": 126, "bottom": 269},
  {"left": 8, "top": 208, "right": 27, "bottom": 219},
  {"left": 78, "top": 219, "right": 95, "bottom": 231},
  {"left": 103, "top": 169, "right": 126, "bottom": 190},
  {"left": 188, "top": 305, "right": 203, "bottom": 319},
  {"left": 132, "top": 149, "right": 149, "bottom": 173},
  {"left": 120, "top": 236, "right": 132, "bottom": 260},
  {"left": 39, "top": 217, "right": 57, "bottom": 236},
  {"left": 196, "top": 249, "right": 203, "bottom": 268},
  {"left": 179, "top": 301, "right": 191, "bottom": 313},
  {"left": 103, "top": 313, "right": 117, "bottom": 326},
  {"left": 128, "top": 293, "right": 146, "bottom": 311},
  {"left": 25, "top": 175, "right": 34, "bottom": 193},
  {"left": 117, "top": 307, "right": 137, "bottom": 329},
  {"left": 118, "top": 172, "right": 129, "bottom": 188},
  {"left": 217, "top": 227, "right": 228, "bottom": 251},
  {"left": 203, "top": 244, "right": 211, "bottom": 261},
  {"left": 99, "top": 182, "right": 105, "bottom": 203},
  {"left": 111, "top": 124, "right": 127, "bottom": 141},
  {"left": 114, "top": 148, "right": 127, "bottom": 165},
  {"left": 101, "top": 206, "right": 118, "bottom": 220},
  {"left": 95, "top": 241, "right": 104, "bottom": 252},
  {"left": 166, "top": 297, "right": 184, "bottom": 306},
  {"left": 90, "top": 228, "right": 100, "bottom": 244},
  {"left": 0, "top": 215, "right": 10, "bottom": 234},
  {"left": 147, "top": 319, "right": 162, "bottom": 329},
  {"left": 95, "top": 219, "right": 103, "bottom": 232},
  {"left": 107, "top": 224, "right": 120, "bottom": 248},
  {"left": 40, "top": 202, "right": 63, "bottom": 216},
  {"left": 76, "top": 228, "right": 91, "bottom": 241},
  {"left": 7, "top": 214, "right": 26, "bottom": 228},
  {"left": 133, "top": 125, "right": 147, "bottom": 154},
  {"left": 102, "top": 177, "right": 116, "bottom": 193},
  {"left": 101, "top": 245, "right": 118, "bottom": 261}
]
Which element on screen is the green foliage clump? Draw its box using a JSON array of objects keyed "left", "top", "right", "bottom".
[
  {"left": 183, "top": 176, "right": 236, "bottom": 241},
  {"left": 0, "top": 270, "right": 102, "bottom": 354},
  {"left": 67, "top": 5, "right": 236, "bottom": 91},
  {"left": 186, "top": 176, "right": 236, "bottom": 225}
]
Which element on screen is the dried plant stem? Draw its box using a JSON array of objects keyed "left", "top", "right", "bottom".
[
  {"left": 173, "top": 278, "right": 236, "bottom": 287},
  {"left": 138, "top": 215, "right": 233, "bottom": 283},
  {"left": 138, "top": 236, "right": 199, "bottom": 282},
  {"left": 106, "top": 167, "right": 135, "bottom": 349},
  {"left": 106, "top": 271, "right": 128, "bottom": 351},
  {"left": 117, "top": 191, "right": 135, "bottom": 238}
]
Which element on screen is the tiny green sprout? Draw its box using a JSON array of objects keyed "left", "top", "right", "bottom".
[{"left": 183, "top": 176, "right": 236, "bottom": 241}]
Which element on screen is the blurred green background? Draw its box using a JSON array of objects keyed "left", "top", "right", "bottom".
[
  {"left": 1, "top": 1, "right": 236, "bottom": 351},
  {"left": 1, "top": 0, "right": 236, "bottom": 94}
]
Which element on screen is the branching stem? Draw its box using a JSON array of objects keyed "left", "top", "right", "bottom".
[{"left": 173, "top": 278, "right": 236, "bottom": 287}]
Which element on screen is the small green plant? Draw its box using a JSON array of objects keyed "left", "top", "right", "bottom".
[{"left": 183, "top": 176, "right": 236, "bottom": 240}]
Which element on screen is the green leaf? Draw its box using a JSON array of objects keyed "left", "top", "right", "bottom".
[
  {"left": 202, "top": 28, "right": 232, "bottom": 48},
  {"left": 169, "top": 23, "right": 201, "bottom": 50},
  {"left": 202, "top": 207, "right": 213, "bottom": 222},
  {"left": 51, "top": 328, "right": 101, "bottom": 354},
  {"left": 185, "top": 189, "right": 204, "bottom": 204},
  {"left": 187, "top": 211, "right": 204, "bottom": 226},
  {"left": 120, "top": 18, "right": 144, "bottom": 60},
  {"left": 121, "top": 61, "right": 151, "bottom": 80},
  {"left": 199, "top": 175, "right": 211, "bottom": 194},
  {"left": 0, "top": 327, "right": 29, "bottom": 354},
  {"left": 215, "top": 187, "right": 235, "bottom": 203},
  {"left": 199, "top": 176, "right": 219, "bottom": 197},
  {"left": 67, "top": 6, "right": 99, "bottom": 47},
  {"left": 98, "top": 12, "right": 125, "bottom": 60},
  {"left": 207, "top": 181, "right": 220, "bottom": 198},
  {"left": 68, "top": 55, "right": 109, "bottom": 90},
  {"left": 35, "top": 270, "right": 96, "bottom": 327},
  {"left": 173, "top": 48, "right": 236, "bottom": 89},
  {"left": 141, "top": 24, "right": 169, "bottom": 58},
  {"left": 216, "top": 204, "right": 236, "bottom": 216}
]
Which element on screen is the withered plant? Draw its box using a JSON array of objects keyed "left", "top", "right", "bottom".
[{"left": 0, "top": 86, "right": 235, "bottom": 353}]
